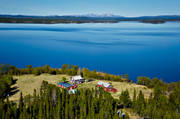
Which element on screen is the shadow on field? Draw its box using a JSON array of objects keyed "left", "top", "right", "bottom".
[
  {"left": 9, "top": 86, "right": 19, "bottom": 96},
  {"left": 8, "top": 79, "right": 19, "bottom": 97}
]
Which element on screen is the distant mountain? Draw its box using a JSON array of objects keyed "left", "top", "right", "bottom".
[{"left": 73, "top": 13, "right": 123, "bottom": 18}]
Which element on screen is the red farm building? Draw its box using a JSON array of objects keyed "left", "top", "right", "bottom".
[
  {"left": 58, "top": 82, "right": 75, "bottom": 90},
  {"left": 97, "top": 81, "right": 117, "bottom": 93}
]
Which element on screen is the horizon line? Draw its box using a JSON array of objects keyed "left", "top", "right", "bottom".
[{"left": 0, "top": 13, "right": 180, "bottom": 18}]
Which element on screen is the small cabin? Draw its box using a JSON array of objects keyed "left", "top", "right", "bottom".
[
  {"left": 58, "top": 82, "right": 75, "bottom": 90},
  {"left": 70, "top": 75, "right": 85, "bottom": 84}
]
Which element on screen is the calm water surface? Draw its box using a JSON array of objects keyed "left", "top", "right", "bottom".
[{"left": 0, "top": 22, "right": 180, "bottom": 82}]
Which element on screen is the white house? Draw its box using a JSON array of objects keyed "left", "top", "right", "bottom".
[{"left": 70, "top": 75, "right": 85, "bottom": 84}]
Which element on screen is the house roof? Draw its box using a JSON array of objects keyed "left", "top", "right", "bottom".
[
  {"left": 72, "top": 75, "right": 84, "bottom": 80},
  {"left": 58, "top": 82, "right": 73, "bottom": 88}
]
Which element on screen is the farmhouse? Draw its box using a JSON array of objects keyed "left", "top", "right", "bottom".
[
  {"left": 97, "top": 81, "right": 117, "bottom": 93},
  {"left": 70, "top": 75, "right": 85, "bottom": 84},
  {"left": 58, "top": 82, "right": 75, "bottom": 90}
]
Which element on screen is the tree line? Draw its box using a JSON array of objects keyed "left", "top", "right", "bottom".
[
  {"left": 119, "top": 79, "right": 180, "bottom": 119},
  {"left": 0, "top": 64, "right": 128, "bottom": 82},
  {"left": 136, "top": 76, "right": 179, "bottom": 93},
  {"left": 0, "top": 75, "right": 14, "bottom": 99}
]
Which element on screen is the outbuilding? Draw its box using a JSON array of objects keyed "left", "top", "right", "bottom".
[
  {"left": 97, "top": 81, "right": 113, "bottom": 88},
  {"left": 97, "top": 81, "right": 117, "bottom": 93},
  {"left": 70, "top": 75, "right": 85, "bottom": 84}
]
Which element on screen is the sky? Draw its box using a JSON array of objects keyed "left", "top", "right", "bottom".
[{"left": 0, "top": 0, "right": 180, "bottom": 17}]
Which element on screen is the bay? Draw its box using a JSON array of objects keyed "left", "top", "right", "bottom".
[{"left": 0, "top": 22, "right": 180, "bottom": 82}]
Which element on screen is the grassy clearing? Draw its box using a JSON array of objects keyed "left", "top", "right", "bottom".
[
  {"left": 10, "top": 74, "right": 70, "bottom": 101},
  {"left": 10, "top": 74, "right": 151, "bottom": 119},
  {"left": 79, "top": 79, "right": 152, "bottom": 99},
  {"left": 10, "top": 74, "right": 152, "bottom": 101},
  {"left": 110, "top": 81, "right": 152, "bottom": 99}
]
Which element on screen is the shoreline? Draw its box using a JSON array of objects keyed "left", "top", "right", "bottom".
[{"left": 1, "top": 17, "right": 180, "bottom": 24}]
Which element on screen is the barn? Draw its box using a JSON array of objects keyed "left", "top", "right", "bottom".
[
  {"left": 58, "top": 82, "right": 75, "bottom": 90},
  {"left": 97, "top": 81, "right": 117, "bottom": 93}
]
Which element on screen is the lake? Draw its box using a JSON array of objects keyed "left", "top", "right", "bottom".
[{"left": 0, "top": 22, "right": 180, "bottom": 82}]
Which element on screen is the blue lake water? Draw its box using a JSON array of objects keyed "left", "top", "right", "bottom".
[{"left": 0, "top": 22, "right": 180, "bottom": 82}]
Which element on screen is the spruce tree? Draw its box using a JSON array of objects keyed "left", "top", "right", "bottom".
[
  {"left": 132, "top": 89, "right": 136, "bottom": 110},
  {"left": 119, "top": 89, "right": 132, "bottom": 108},
  {"left": 19, "top": 92, "right": 24, "bottom": 112}
]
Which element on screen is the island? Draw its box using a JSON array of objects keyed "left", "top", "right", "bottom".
[{"left": 1, "top": 14, "right": 180, "bottom": 24}]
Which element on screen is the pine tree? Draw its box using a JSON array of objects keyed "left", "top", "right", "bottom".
[
  {"left": 119, "top": 89, "right": 132, "bottom": 108},
  {"left": 132, "top": 89, "right": 136, "bottom": 109},
  {"left": 19, "top": 92, "right": 24, "bottom": 112},
  {"left": 136, "top": 90, "right": 146, "bottom": 117},
  {"left": 113, "top": 106, "right": 119, "bottom": 119},
  {"left": 38, "top": 101, "right": 43, "bottom": 119}
]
